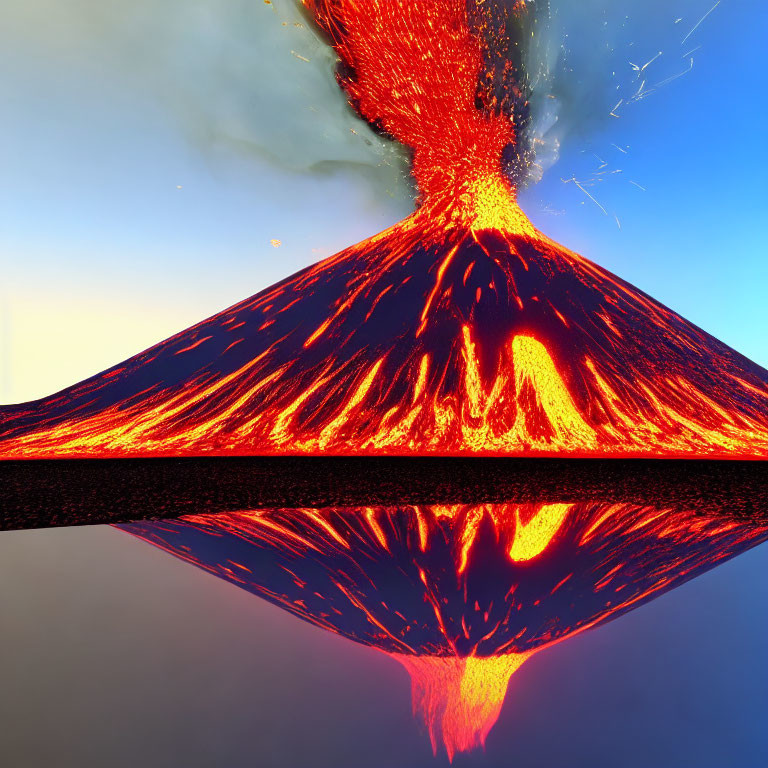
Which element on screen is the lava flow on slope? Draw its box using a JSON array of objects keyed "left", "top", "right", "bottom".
[
  {"left": 1, "top": 0, "right": 767, "bottom": 457},
  {"left": 120, "top": 498, "right": 768, "bottom": 759}
]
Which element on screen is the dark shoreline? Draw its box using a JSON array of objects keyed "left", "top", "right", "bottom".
[{"left": 2, "top": 456, "right": 767, "bottom": 531}]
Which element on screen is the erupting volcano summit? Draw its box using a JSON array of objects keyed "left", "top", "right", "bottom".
[{"left": 1, "top": 0, "right": 767, "bottom": 457}]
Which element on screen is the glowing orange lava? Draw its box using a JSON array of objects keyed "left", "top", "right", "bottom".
[
  {"left": 304, "top": 0, "right": 529, "bottom": 230},
  {"left": 396, "top": 653, "right": 533, "bottom": 760},
  {"left": 1, "top": 0, "right": 767, "bottom": 458}
]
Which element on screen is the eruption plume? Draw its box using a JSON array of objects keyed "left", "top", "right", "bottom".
[
  {"left": 303, "top": 0, "right": 541, "bottom": 222},
  {"left": 119, "top": 498, "right": 768, "bottom": 759},
  {"left": 1, "top": 0, "right": 767, "bottom": 457}
]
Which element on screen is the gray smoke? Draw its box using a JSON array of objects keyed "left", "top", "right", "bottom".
[{"left": 1, "top": 0, "right": 413, "bottom": 200}]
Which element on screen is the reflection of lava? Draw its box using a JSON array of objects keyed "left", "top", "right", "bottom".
[
  {"left": 2, "top": 223, "right": 767, "bottom": 457},
  {"left": 121, "top": 501, "right": 768, "bottom": 759},
  {"left": 1, "top": 0, "right": 767, "bottom": 458}
]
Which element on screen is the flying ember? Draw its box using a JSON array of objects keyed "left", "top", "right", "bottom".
[{"left": 1, "top": 0, "right": 767, "bottom": 457}]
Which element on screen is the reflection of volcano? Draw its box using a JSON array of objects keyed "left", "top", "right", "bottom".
[
  {"left": 121, "top": 500, "right": 768, "bottom": 759},
  {"left": 2, "top": 0, "right": 768, "bottom": 458}
]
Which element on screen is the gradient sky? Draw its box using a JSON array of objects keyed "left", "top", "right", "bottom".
[
  {"left": 1, "top": 2, "right": 767, "bottom": 766},
  {"left": 1, "top": 0, "right": 766, "bottom": 403}
]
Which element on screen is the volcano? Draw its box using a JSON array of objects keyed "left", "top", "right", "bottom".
[
  {"left": 120, "top": 498, "right": 768, "bottom": 759},
  {"left": 3, "top": 223, "right": 768, "bottom": 458},
  {"left": 1, "top": 0, "right": 767, "bottom": 458}
]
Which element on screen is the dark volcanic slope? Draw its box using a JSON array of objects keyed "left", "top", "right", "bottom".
[
  {"left": 121, "top": 498, "right": 768, "bottom": 657},
  {"left": 1, "top": 221, "right": 767, "bottom": 459}
]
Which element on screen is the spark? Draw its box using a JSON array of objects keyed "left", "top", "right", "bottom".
[
  {"left": 653, "top": 58, "right": 694, "bottom": 90},
  {"left": 563, "top": 176, "right": 608, "bottom": 216},
  {"left": 629, "top": 50, "right": 662, "bottom": 76},
  {"left": 681, "top": 1, "right": 721, "bottom": 46}
]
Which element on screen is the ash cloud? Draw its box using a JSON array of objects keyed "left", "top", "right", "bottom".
[{"left": 3, "top": 0, "right": 413, "bottom": 200}]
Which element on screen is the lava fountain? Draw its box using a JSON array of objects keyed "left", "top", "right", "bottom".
[
  {"left": 1, "top": 0, "right": 767, "bottom": 457},
  {"left": 120, "top": 499, "right": 768, "bottom": 759}
]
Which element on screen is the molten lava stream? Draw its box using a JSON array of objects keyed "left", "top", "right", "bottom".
[{"left": 396, "top": 653, "right": 532, "bottom": 760}]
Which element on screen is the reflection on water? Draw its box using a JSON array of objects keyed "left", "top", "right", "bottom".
[{"left": 119, "top": 495, "right": 768, "bottom": 760}]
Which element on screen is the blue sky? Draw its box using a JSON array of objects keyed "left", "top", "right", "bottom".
[{"left": 1, "top": 0, "right": 766, "bottom": 402}]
